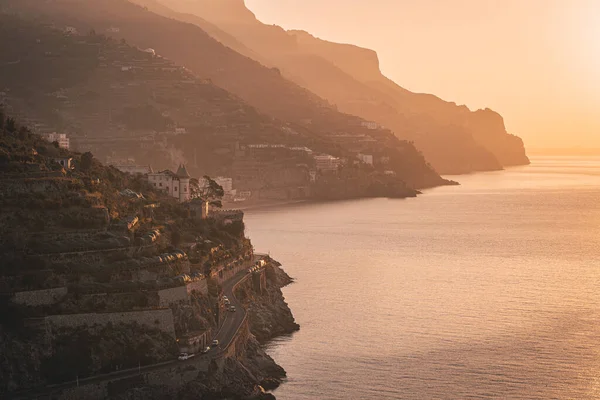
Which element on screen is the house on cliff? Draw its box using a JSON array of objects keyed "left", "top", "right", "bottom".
[{"left": 147, "top": 164, "right": 191, "bottom": 203}]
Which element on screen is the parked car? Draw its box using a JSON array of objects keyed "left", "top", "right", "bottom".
[
  {"left": 212, "top": 339, "right": 219, "bottom": 347},
  {"left": 224, "top": 299, "right": 230, "bottom": 305},
  {"left": 229, "top": 306, "right": 236, "bottom": 312},
  {"left": 178, "top": 353, "right": 193, "bottom": 361}
]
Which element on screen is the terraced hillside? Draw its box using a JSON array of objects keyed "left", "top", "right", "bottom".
[
  {"left": 0, "top": 115, "right": 270, "bottom": 395},
  {"left": 153, "top": 0, "right": 529, "bottom": 174},
  {"left": 1, "top": 1, "right": 449, "bottom": 190}
]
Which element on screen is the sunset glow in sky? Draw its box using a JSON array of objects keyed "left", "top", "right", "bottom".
[{"left": 246, "top": 0, "right": 600, "bottom": 149}]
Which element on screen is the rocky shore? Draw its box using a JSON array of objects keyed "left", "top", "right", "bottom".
[
  {"left": 239, "top": 263, "right": 300, "bottom": 344},
  {"left": 104, "top": 264, "right": 298, "bottom": 400},
  {"left": 186, "top": 263, "right": 300, "bottom": 400}
]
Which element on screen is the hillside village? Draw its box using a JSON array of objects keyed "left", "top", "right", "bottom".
[
  {"left": 0, "top": 10, "right": 452, "bottom": 207},
  {"left": 0, "top": 114, "right": 298, "bottom": 399}
]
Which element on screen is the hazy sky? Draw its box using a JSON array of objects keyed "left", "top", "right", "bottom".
[{"left": 245, "top": 0, "right": 600, "bottom": 148}]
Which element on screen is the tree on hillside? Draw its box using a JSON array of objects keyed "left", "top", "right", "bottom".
[
  {"left": 18, "top": 127, "right": 29, "bottom": 141},
  {"left": 190, "top": 175, "right": 224, "bottom": 208},
  {"left": 81, "top": 152, "right": 94, "bottom": 171},
  {"left": 5, "top": 117, "right": 16, "bottom": 133}
]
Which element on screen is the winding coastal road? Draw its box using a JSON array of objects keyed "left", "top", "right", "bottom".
[
  {"left": 8, "top": 259, "right": 260, "bottom": 399},
  {"left": 213, "top": 268, "right": 250, "bottom": 351}
]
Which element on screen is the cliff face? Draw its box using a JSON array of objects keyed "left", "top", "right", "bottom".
[
  {"left": 290, "top": 30, "right": 386, "bottom": 85},
  {"left": 158, "top": 0, "right": 530, "bottom": 174},
  {"left": 466, "top": 108, "right": 530, "bottom": 167},
  {"left": 237, "top": 264, "right": 299, "bottom": 343}
]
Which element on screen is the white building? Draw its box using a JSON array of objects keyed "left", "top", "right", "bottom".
[
  {"left": 361, "top": 121, "right": 378, "bottom": 130},
  {"left": 147, "top": 164, "right": 191, "bottom": 203},
  {"left": 314, "top": 154, "right": 341, "bottom": 173},
  {"left": 357, "top": 154, "right": 374, "bottom": 166},
  {"left": 43, "top": 132, "right": 70, "bottom": 149}
]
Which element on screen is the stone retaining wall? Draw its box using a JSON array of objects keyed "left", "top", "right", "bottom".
[
  {"left": 157, "top": 286, "right": 188, "bottom": 307},
  {"left": 157, "top": 279, "right": 208, "bottom": 307},
  {"left": 12, "top": 287, "right": 68, "bottom": 306},
  {"left": 0, "top": 178, "right": 79, "bottom": 195},
  {"left": 186, "top": 279, "right": 208, "bottom": 296},
  {"left": 45, "top": 309, "right": 176, "bottom": 338}
]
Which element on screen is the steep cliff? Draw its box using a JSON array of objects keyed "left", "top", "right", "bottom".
[
  {"left": 157, "top": 0, "right": 530, "bottom": 174},
  {"left": 236, "top": 264, "right": 299, "bottom": 343}
]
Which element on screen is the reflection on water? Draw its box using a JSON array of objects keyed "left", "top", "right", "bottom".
[{"left": 244, "top": 157, "right": 600, "bottom": 400}]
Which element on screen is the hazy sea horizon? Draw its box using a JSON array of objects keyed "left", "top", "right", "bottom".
[{"left": 245, "top": 156, "right": 600, "bottom": 399}]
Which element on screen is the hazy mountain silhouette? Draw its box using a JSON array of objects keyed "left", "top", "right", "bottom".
[
  {"left": 2, "top": 0, "right": 449, "bottom": 189},
  {"left": 154, "top": 0, "right": 530, "bottom": 174}
]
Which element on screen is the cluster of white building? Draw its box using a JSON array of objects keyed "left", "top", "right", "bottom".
[
  {"left": 314, "top": 154, "right": 342, "bottom": 173},
  {"left": 361, "top": 121, "right": 379, "bottom": 130},
  {"left": 42, "top": 132, "right": 70, "bottom": 149},
  {"left": 357, "top": 154, "right": 374, "bottom": 166}
]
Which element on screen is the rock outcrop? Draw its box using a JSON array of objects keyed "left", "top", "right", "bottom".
[{"left": 238, "top": 264, "right": 299, "bottom": 343}]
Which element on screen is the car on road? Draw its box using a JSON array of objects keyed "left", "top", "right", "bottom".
[
  {"left": 202, "top": 346, "right": 210, "bottom": 354},
  {"left": 229, "top": 306, "right": 236, "bottom": 312},
  {"left": 212, "top": 339, "right": 219, "bottom": 347},
  {"left": 178, "top": 353, "right": 194, "bottom": 361},
  {"left": 224, "top": 299, "right": 230, "bottom": 305}
]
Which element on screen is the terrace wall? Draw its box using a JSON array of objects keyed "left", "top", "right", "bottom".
[
  {"left": 12, "top": 287, "right": 68, "bottom": 306},
  {"left": 45, "top": 309, "right": 176, "bottom": 337}
]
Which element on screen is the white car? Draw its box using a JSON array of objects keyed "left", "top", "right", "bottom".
[
  {"left": 229, "top": 306, "right": 236, "bottom": 312},
  {"left": 178, "top": 353, "right": 193, "bottom": 361},
  {"left": 212, "top": 339, "right": 219, "bottom": 347}
]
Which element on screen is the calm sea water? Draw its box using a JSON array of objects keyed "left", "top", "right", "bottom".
[{"left": 244, "top": 157, "right": 600, "bottom": 400}]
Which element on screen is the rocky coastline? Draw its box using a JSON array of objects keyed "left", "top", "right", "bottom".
[
  {"left": 91, "top": 265, "right": 297, "bottom": 400},
  {"left": 123, "top": 263, "right": 299, "bottom": 400}
]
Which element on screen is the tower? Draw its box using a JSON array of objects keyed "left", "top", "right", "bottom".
[{"left": 176, "top": 164, "right": 191, "bottom": 202}]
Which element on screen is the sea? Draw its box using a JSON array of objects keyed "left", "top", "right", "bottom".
[{"left": 244, "top": 156, "right": 600, "bottom": 400}]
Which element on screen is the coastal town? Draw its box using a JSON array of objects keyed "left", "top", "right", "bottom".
[
  {"left": 0, "top": 1, "right": 532, "bottom": 399},
  {"left": 0, "top": 113, "right": 299, "bottom": 399}
]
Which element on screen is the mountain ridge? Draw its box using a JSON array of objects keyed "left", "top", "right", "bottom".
[{"left": 156, "top": 0, "right": 529, "bottom": 174}]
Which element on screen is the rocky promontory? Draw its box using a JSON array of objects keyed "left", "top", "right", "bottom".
[{"left": 237, "top": 263, "right": 300, "bottom": 344}]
